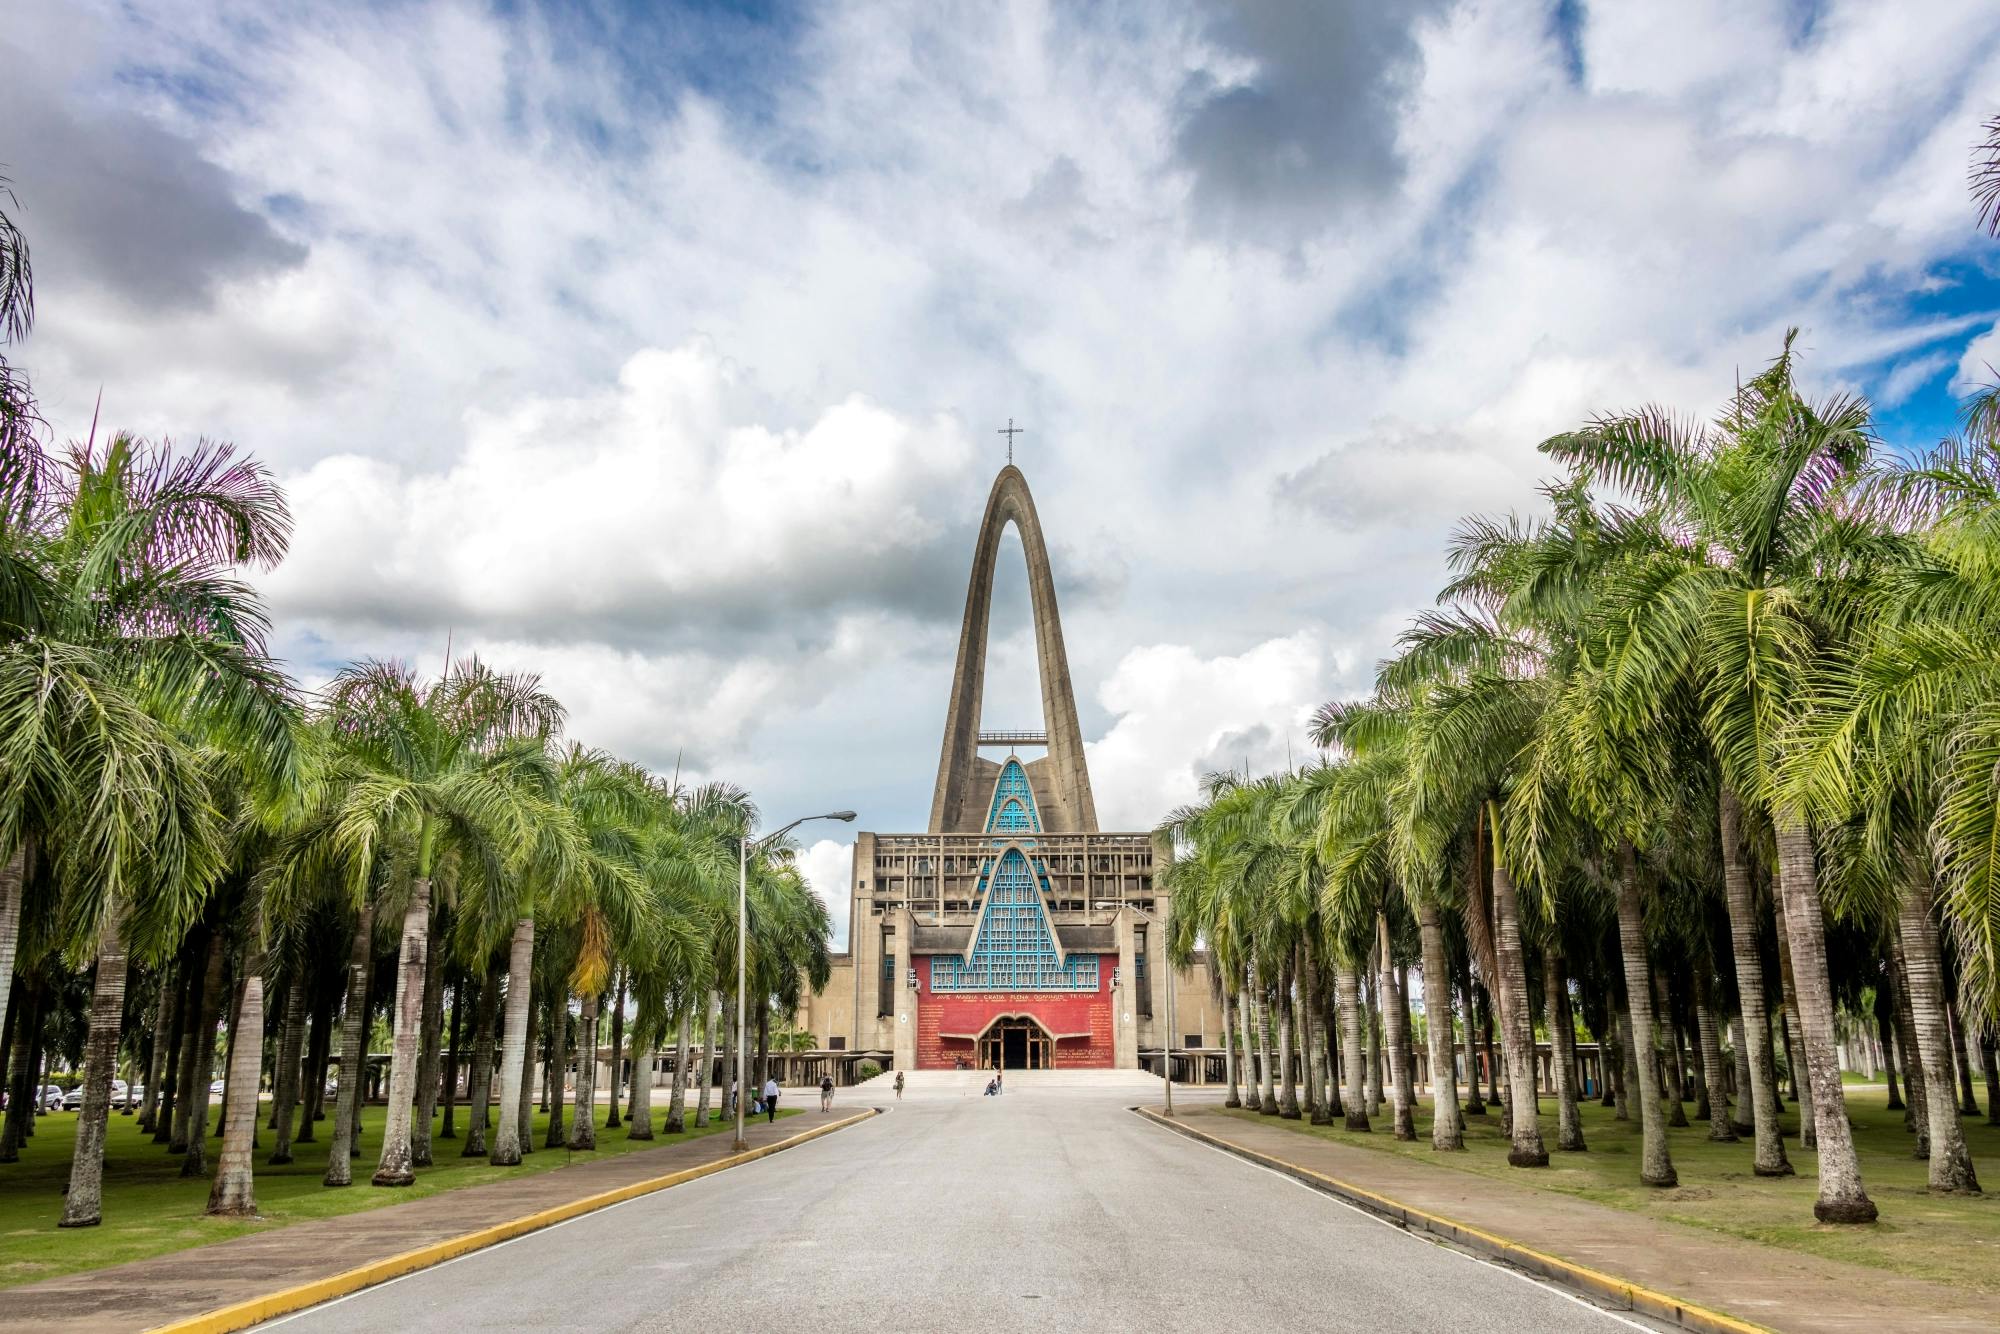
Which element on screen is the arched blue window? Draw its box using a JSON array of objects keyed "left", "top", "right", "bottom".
[
  {"left": 931, "top": 849, "right": 1097, "bottom": 992},
  {"left": 984, "top": 759, "right": 1041, "bottom": 833}
]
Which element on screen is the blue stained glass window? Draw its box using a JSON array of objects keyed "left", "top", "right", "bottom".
[
  {"left": 984, "top": 759, "right": 1041, "bottom": 833},
  {"left": 930, "top": 849, "right": 1098, "bottom": 992}
]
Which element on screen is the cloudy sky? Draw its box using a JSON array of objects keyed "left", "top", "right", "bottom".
[{"left": 8, "top": 1, "right": 2000, "bottom": 947}]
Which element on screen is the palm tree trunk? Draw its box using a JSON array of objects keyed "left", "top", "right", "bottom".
[
  {"left": 0, "top": 843, "right": 26, "bottom": 1047},
  {"left": 1321, "top": 993, "right": 1341, "bottom": 1116},
  {"left": 1459, "top": 974, "right": 1484, "bottom": 1116},
  {"left": 463, "top": 961, "right": 498, "bottom": 1157},
  {"left": 1277, "top": 958, "right": 1301, "bottom": 1120},
  {"left": 206, "top": 919, "right": 268, "bottom": 1218},
  {"left": 1895, "top": 877, "right": 1980, "bottom": 1193},
  {"left": 1300, "top": 948, "right": 1329, "bottom": 1125},
  {"left": 179, "top": 934, "right": 228, "bottom": 1177},
  {"left": 1718, "top": 789, "right": 1792, "bottom": 1176},
  {"left": 1488, "top": 845, "right": 1548, "bottom": 1168},
  {"left": 168, "top": 933, "right": 209, "bottom": 1152},
  {"left": 440, "top": 974, "right": 463, "bottom": 1139},
  {"left": 1545, "top": 951, "right": 1584, "bottom": 1152},
  {"left": 628, "top": 1020, "right": 655, "bottom": 1139},
  {"left": 1417, "top": 904, "right": 1463, "bottom": 1148},
  {"left": 139, "top": 961, "right": 177, "bottom": 1135},
  {"left": 300, "top": 982, "right": 334, "bottom": 1141},
  {"left": 153, "top": 965, "right": 189, "bottom": 1143},
  {"left": 605, "top": 971, "right": 626, "bottom": 1129},
  {"left": 1980, "top": 1026, "right": 1999, "bottom": 1127},
  {"left": 1222, "top": 989, "right": 1243, "bottom": 1109},
  {"left": 1374, "top": 913, "right": 1414, "bottom": 1140},
  {"left": 1874, "top": 994, "right": 1902, "bottom": 1111},
  {"left": 1727, "top": 1014, "right": 1755, "bottom": 1132},
  {"left": 324, "top": 905, "right": 374, "bottom": 1186},
  {"left": 1695, "top": 978, "right": 1736, "bottom": 1142},
  {"left": 1254, "top": 979, "right": 1277, "bottom": 1114},
  {"left": 60, "top": 903, "right": 133, "bottom": 1226},
  {"left": 1363, "top": 971, "right": 1383, "bottom": 1117},
  {"left": 490, "top": 917, "right": 536, "bottom": 1166},
  {"left": 569, "top": 990, "right": 600, "bottom": 1150},
  {"left": 1612, "top": 848, "right": 1674, "bottom": 1185},
  {"left": 1237, "top": 970, "right": 1258, "bottom": 1101},
  {"left": 1888, "top": 940, "right": 1928, "bottom": 1147},
  {"left": 695, "top": 992, "right": 717, "bottom": 1127},
  {"left": 1771, "top": 813, "right": 1875, "bottom": 1223},
  {"left": 1769, "top": 889, "right": 1816, "bottom": 1149},
  {"left": 1947, "top": 997, "right": 1979, "bottom": 1116},
  {"left": 214, "top": 976, "right": 243, "bottom": 1143},
  {"left": 516, "top": 982, "right": 540, "bottom": 1154},
  {"left": 269, "top": 971, "right": 306, "bottom": 1164},
  {"left": 1656, "top": 975, "right": 1690, "bottom": 1129},
  {"left": 0, "top": 983, "right": 36, "bottom": 1161},
  {"left": 1335, "top": 960, "right": 1370, "bottom": 1131},
  {"left": 267, "top": 972, "right": 298, "bottom": 1132},
  {"left": 371, "top": 876, "right": 432, "bottom": 1187},
  {"left": 411, "top": 911, "right": 447, "bottom": 1167},
  {"left": 544, "top": 996, "right": 569, "bottom": 1148},
  {"left": 667, "top": 1006, "right": 691, "bottom": 1133}
]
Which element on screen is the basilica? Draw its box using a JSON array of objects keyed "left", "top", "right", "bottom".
[{"left": 797, "top": 464, "right": 1219, "bottom": 1073}]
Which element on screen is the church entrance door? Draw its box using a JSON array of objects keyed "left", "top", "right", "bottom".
[{"left": 979, "top": 1018, "right": 1053, "bottom": 1070}]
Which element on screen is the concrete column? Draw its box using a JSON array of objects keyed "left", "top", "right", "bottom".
[
  {"left": 893, "top": 907, "right": 917, "bottom": 1071},
  {"left": 1115, "top": 912, "right": 1138, "bottom": 1069}
]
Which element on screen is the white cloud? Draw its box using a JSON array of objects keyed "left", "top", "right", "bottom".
[
  {"left": 1085, "top": 633, "right": 1362, "bottom": 830},
  {"left": 798, "top": 838, "right": 857, "bottom": 953},
  {"left": 1880, "top": 351, "right": 1953, "bottom": 408},
  {"left": 1954, "top": 323, "right": 2000, "bottom": 396},
  {"left": 265, "top": 340, "right": 978, "bottom": 647}
]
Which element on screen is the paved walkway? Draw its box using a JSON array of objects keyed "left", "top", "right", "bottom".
[
  {"left": 6, "top": 1106, "right": 864, "bottom": 1334},
  {"left": 260, "top": 1070, "right": 1632, "bottom": 1334},
  {"left": 1175, "top": 1107, "right": 1993, "bottom": 1334}
]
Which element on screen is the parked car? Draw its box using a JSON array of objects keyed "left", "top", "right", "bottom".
[
  {"left": 209, "top": 1079, "right": 226, "bottom": 1096},
  {"left": 41, "top": 1084, "right": 65, "bottom": 1111},
  {"left": 62, "top": 1087, "right": 84, "bottom": 1111}
]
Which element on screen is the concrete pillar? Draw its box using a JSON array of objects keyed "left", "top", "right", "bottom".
[
  {"left": 893, "top": 907, "right": 917, "bottom": 1071},
  {"left": 1115, "top": 913, "right": 1138, "bottom": 1069}
]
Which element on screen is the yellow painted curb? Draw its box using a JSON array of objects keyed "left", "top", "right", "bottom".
[
  {"left": 148, "top": 1109, "right": 880, "bottom": 1334},
  {"left": 1136, "top": 1107, "right": 1767, "bottom": 1334}
]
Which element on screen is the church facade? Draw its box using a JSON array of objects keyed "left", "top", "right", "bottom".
[{"left": 797, "top": 464, "right": 1217, "bottom": 1072}]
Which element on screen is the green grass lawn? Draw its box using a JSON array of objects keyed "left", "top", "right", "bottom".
[
  {"left": 1222, "top": 1078, "right": 2000, "bottom": 1294},
  {"left": 0, "top": 1099, "right": 788, "bottom": 1291}
]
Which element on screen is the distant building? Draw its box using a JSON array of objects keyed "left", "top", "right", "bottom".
[{"left": 797, "top": 463, "right": 1218, "bottom": 1073}]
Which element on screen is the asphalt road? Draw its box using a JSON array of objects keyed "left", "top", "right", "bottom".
[{"left": 272, "top": 1076, "right": 1640, "bottom": 1333}]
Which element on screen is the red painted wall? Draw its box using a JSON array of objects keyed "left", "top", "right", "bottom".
[{"left": 913, "top": 955, "right": 1115, "bottom": 1069}]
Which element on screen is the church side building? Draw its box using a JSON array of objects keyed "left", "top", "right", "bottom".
[{"left": 797, "top": 464, "right": 1218, "bottom": 1073}]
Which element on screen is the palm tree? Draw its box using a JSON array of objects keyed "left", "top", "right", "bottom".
[
  {"left": 318, "top": 657, "right": 564, "bottom": 1186},
  {"left": 1543, "top": 334, "right": 1880, "bottom": 1222}
]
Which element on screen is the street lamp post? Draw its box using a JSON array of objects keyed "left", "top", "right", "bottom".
[
  {"left": 1127, "top": 904, "right": 1176, "bottom": 1116},
  {"left": 736, "top": 809, "right": 856, "bottom": 1151}
]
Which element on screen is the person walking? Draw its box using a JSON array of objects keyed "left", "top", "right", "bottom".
[
  {"left": 819, "top": 1074, "right": 835, "bottom": 1112},
  {"left": 894, "top": 1070, "right": 905, "bottom": 1100},
  {"left": 762, "top": 1075, "right": 781, "bottom": 1123}
]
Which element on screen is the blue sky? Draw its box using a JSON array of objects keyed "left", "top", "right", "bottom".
[{"left": 7, "top": 0, "right": 2000, "bottom": 945}]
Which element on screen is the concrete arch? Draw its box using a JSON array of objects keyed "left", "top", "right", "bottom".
[{"left": 928, "top": 466, "right": 1098, "bottom": 833}]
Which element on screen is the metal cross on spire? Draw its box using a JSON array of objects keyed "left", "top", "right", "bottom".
[{"left": 998, "top": 418, "right": 1023, "bottom": 466}]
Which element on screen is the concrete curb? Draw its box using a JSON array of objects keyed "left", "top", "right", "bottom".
[
  {"left": 147, "top": 1109, "right": 881, "bottom": 1334},
  {"left": 1135, "top": 1107, "right": 1766, "bottom": 1334}
]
